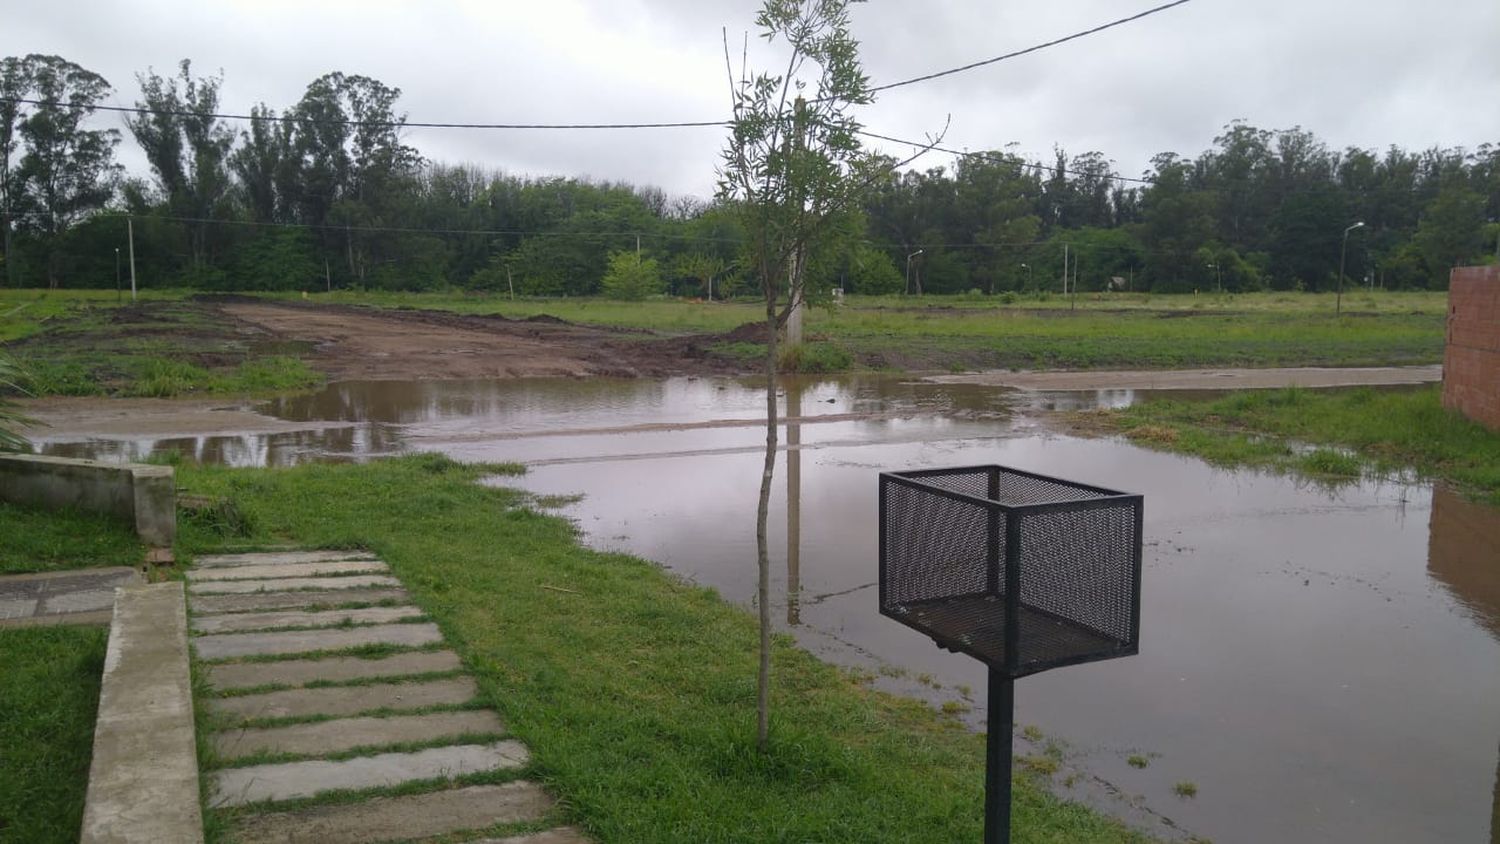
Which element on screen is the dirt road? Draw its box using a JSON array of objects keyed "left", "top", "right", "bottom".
[{"left": 220, "top": 300, "right": 742, "bottom": 381}]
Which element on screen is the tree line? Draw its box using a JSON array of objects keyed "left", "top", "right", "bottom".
[{"left": 2, "top": 53, "right": 1496, "bottom": 297}]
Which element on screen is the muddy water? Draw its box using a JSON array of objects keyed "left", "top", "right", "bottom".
[{"left": 34, "top": 375, "right": 1500, "bottom": 843}]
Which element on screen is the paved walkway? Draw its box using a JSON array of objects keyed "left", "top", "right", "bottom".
[
  {"left": 189, "top": 550, "right": 587, "bottom": 844},
  {"left": 0, "top": 567, "right": 141, "bottom": 628}
]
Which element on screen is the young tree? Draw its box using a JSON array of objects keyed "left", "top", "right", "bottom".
[
  {"left": 600, "top": 250, "right": 663, "bottom": 300},
  {"left": 718, "top": 0, "right": 935, "bottom": 751}
]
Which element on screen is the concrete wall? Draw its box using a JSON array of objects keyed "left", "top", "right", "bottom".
[
  {"left": 0, "top": 454, "right": 175, "bottom": 547},
  {"left": 1442, "top": 265, "right": 1500, "bottom": 431}
]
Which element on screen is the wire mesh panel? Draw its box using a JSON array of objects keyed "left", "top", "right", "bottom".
[{"left": 880, "top": 466, "right": 1142, "bottom": 679}]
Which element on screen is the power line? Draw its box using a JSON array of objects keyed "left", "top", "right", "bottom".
[
  {"left": 0, "top": 97, "right": 728, "bottom": 131},
  {"left": 0, "top": 4, "right": 1193, "bottom": 134},
  {"left": 867, "top": 0, "right": 1195, "bottom": 95}
]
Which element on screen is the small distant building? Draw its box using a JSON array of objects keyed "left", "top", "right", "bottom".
[
  {"left": 1108, "top": 276, "right": 1128, "bottom": 291},
  {"left": 1442, "top": 265, "right": 1500, "bottom": 431}
]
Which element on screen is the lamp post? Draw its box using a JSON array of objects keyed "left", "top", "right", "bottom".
[
  {"left": 1205, "top": 261, "right": 1220, "bottom": 293},
  {"left": 1336, "top": 221, "right": 1365, "bottom": 316},
  {"left": 114, "top": 247, "right": 121, "bottom": 303},
  {"left": 1020, "top": 262, "right": 1031, "bottom": 291},
  {"left": 906, "top": 249, "right": 924, "bottom": 295}
]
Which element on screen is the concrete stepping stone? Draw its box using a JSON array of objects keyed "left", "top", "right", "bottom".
[
  {"left": 196, "top": 550, "right": 378, "bottom": 568},
  {"left": 187, "top": 560, "right": 389, "bottom": 582},
  {"left": 191, "top": 605, "right": 425, "bottom": 635},
  {"left": 215, "top": 709, "right": 506, "bottom": 760},
  {"left": 229, "top": 781, "right": 554, "bottom": 844},
  {"left": 213, "top": 676, "right": 478, "bottom": 721},
  {"left": 210, "top": 740, "right": 529, "bottom": 807},
  {"left": 189, "top": 575, "right": 401, "bottom": 595},
  {"left": 191, "top": 587, "right": 410, "bottom": 615},
  {"left": 206, "top": 650, "right": 462, "bottom": 691},
  {"left": 195, "top": 622, "right": 442, "bottom": 660},
  {"left": 474, "top": 829, "right": 592, "bottom": 844}
]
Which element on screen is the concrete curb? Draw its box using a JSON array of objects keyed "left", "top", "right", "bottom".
[{"left": 80, "top": 582, "right": 203, "bottom": 844}]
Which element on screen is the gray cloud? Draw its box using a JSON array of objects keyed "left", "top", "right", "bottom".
[{"left": 6, "top": 0, "right": 1498, "bottom": 198}]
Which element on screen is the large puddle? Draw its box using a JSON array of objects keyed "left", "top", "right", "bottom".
[{"left": 34, "top": 376, "right": 1500, "bottom": 843}]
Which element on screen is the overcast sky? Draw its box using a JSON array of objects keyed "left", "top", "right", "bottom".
[{"left": 7, "top": 0, "right": 1499, "bottom": 199}]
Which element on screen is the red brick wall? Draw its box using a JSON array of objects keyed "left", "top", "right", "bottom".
[{"left": 1443, "top": 265, "right": 1500, "bottom": 431}]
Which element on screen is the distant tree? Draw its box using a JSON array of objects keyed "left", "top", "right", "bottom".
[
  {"left": 0, "top": 56, "right": 32, "bottom": 287},
  {"left": 842, "top": 241, "right": 901, "bottom": 294},
  {"left": 12, "top": 55, "right": 120, "bottom": 286},
  {"left": 229, "top": 104, "right": 291, "bottom": 223},
  {"left": 675, "top": 252, "right": 725, "bottom": 299},
  {"left": 128, "top": 60, "right": 236, "bottom": 274},
  {"left": 600, "top": 250, "right": 663, "bottom": 300},
  {"left": 1413, "top": 181, "right": 1486, "bottom": 287}
]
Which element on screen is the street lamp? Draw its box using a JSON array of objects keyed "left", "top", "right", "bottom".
[
  {"left": 906, "top": 249, "right": 924, "bottom": 296},
  {"left": 114, "top": 247, "right": 121, "bottom": 303},
  {"left": 1205, "top": 261, "right": 1221, "bottom": 293},
  {"left": 1336, "top": 221, "right": 1365, "bottom": 316},
  {"left": 1020, "top": 262, "right": 1032, "bottom": 290}
]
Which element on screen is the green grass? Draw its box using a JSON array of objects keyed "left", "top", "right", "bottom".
[
  {"left": 176, "top": 453, "right": 1148, "bottom": 843},
  {"left": 0, "top": 626, "right": 108, "bottom": 843},
  {"left": 1083, "top": 385, "right": 1500, "bottom": 503},
  {"left": 1, "top": 296, "right": 322, "bottom": 398},
  {"left": 0, "top": 502, "right": 144, "bottom": 575}
]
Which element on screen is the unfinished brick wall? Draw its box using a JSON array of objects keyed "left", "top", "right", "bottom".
[{"left": 1443, "top": 265, "right": 1500, "bottom": 431}]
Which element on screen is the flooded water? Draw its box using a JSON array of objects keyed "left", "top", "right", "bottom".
[{"left": 34, "top": 375, "right": 1500, "bottom": 843}]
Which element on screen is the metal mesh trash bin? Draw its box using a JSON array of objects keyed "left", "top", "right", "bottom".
[{"left": 878, "top": 465, "right": 1143, "bottom": 842}]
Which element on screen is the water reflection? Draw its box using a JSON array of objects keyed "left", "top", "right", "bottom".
[
  {"left": 1428, "top": 484, "right": 1500, "bottom": 638},
  {"left": 787, "top": 382, "right": 803, "bottom": 627}
]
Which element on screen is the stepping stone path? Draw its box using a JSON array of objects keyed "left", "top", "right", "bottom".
[
  {"left": 0, "top": 567, "right": 141, "bottom": 627},
  {"left": 190, "top": 550, "right": 587, "bottom": 844}
]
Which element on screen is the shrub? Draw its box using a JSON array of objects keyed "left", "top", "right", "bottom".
[{"left": 600, "top": 251, "right": 664, "bottom": 300}]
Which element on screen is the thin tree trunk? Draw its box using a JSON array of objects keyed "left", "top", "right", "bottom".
[{"left": 755, "top": 287, "right": 778, "bottom": 752}]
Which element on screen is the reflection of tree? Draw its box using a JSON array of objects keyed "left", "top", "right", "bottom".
[
  {"left": 1426, "top": 484, "right": 1500, "bottom": 639},
  {"left": 786, "top": 380, "right": 802, "bottom": 626}
]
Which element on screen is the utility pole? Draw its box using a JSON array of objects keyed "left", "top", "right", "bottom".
[
  {"left": 1071, "top": 251, "right": 1079, "bottom": 312},
  {"left": 127, "top": 216, "right": 138, "bottom": 302},
  {"left": 1061, "top": 242, "right": 1069, "bottom": 297},
  {"left": 784, "top": 96, "right": 808, "bottom": 348},
  {"left": 325, "top": 258, "right": 331, "bottom": 293}
]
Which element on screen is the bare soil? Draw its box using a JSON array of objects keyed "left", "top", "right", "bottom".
[{"left": 217, "top": 299, "right": 748, "bottom": 381}]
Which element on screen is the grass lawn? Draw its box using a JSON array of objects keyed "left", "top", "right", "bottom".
[
  {"left": 0, "top": 295, "right": 320, "bottom": 397},
  {"left": 1079, "top": 385, "right": 1500, "bottom": 504},
  {"left": 0, "top": 626, "right": 108, "bottom": 844},
  {"left": 176, "top": 454, "right": 1149, "bottom": 843},
  {"left": 0, "top": 502, "right": 144, "bottom": 575}
]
